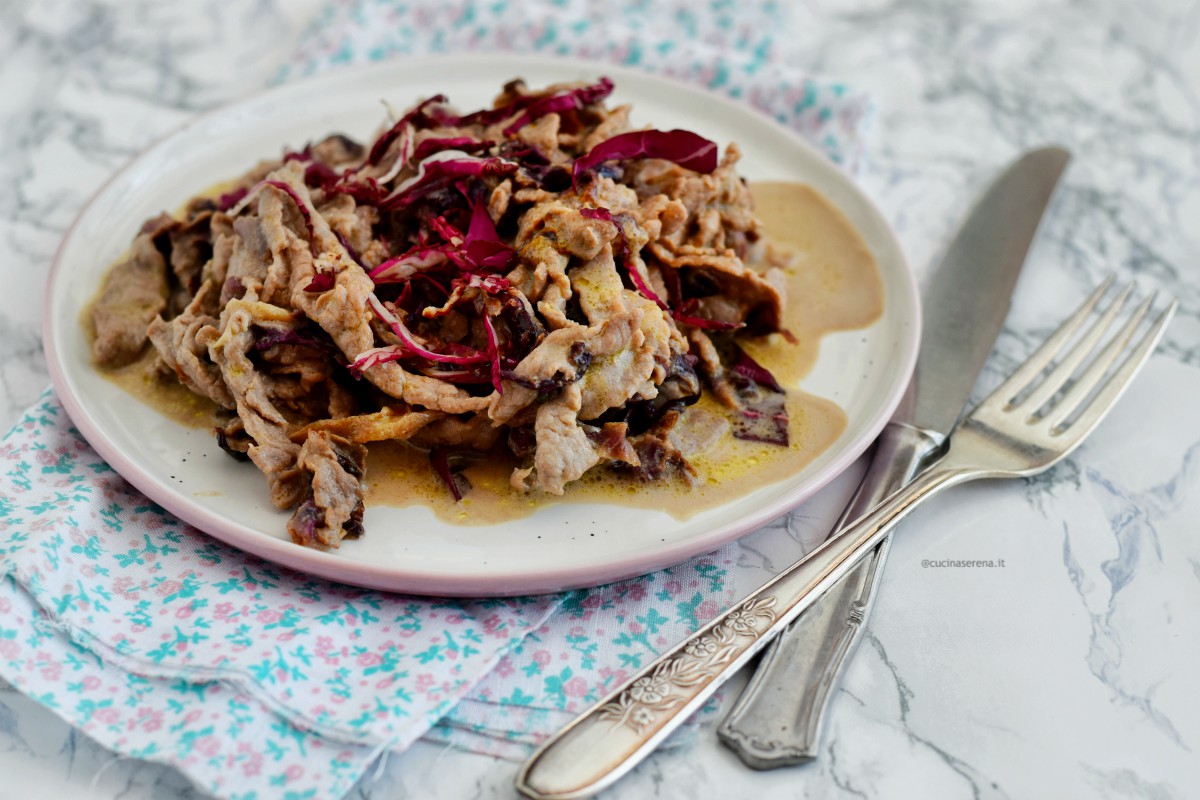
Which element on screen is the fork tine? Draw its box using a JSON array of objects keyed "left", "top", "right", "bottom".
[
  {"left": 1015, "top": 282, "right": 1133, "bottom": 415},
  {"left": 990, "top": 275, "right": 1115, "bottom": 406},
  {"left": 1045, "top": 297, "right": 1176, "bottom": 434}
]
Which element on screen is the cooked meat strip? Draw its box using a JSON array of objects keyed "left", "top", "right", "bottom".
[
  {"left": 522, "top": 383, "right": 598, "bottom": 495},
  {"left": 91, "top": 232, "right": 170, "bottom": 367},
  {"left": 287, "top": 430, "right": 367, "bottom": 549},
  {"left": 146, "top": 280, "right": 234, "bottom": 409},
  {"left": 207, "top": 298, "right": 305, "bottom": 509},
  {"left": 290, "top": 407, "right": 441, "bottom": 444}
]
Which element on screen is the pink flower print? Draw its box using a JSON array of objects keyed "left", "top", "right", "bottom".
[
  {"left": 139, "top": 710, "right": 164, "bottom": 733},
  {"left": 0, "top": 639, "right": 20, "bottom": 660},
  {"left": 532, "top": 650, "right": 551, "bottom": 668},
  {"left": 194, "top": 735, "right": 221, "bottom": 758},
  {"left": 81, "top": 676, "right": 102, "bottom": 691},
  {"left": 481, "top": 614, "right": 503, "bottom": 635},
  {"left": 94, "top": 707, "right": 120, "bottom": 726},
  {"left": 415, "top": 673, "right": 435, "bottom": 692},
  {"left": 664, "top": 579, "right": 682, "bottom": 596},
  {"left": 256, "top": 609, "right": 282, "bottom": 624},
  {"left": 213, "top": 602, "right": 236, "bottom": 621},
  {"left": 627, "top": 584, "right": 647, "bottom": 602},
  {"left": 39, "top": 661, "right": 62, "bottom": 682},
  {"left": 284, "top": 765, "right": 304, "bottom": 782},
  {"left": 155, "top": 579, "right": 182, "bottom": 598},
  {"left": 569, "top": 626, "right": 585, "bottom": 637},
  {"left": 356, "top": 652, "right": 382, "bottom": 668},
  {"left": 242, "top": 753, "right": 264, "bottom": 777},
  {"left": 175, "top": 603, "right": 195, "bottom": 619},
  {"left": 80, "top": 564, "right": 96, "bottom": 578},
  {"left": 0, "top": 597, "right": 9, "bottom": 614},
  {"left": 628, "top": 621, "right": 643, "bottom": 635},
  {"left": 697, "top": 600, "right": 719, "bottom": 621},
  {"left": 493, "top": 658, "right": 515, "bottom": 678},
  {"left": 564, "top": 677, "right": 588, "bottom": 698},
  {"left": 113, "top": 576, "right": 136, "bottom": 599}
]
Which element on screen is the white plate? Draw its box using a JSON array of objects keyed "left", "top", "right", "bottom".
[{"left": 44, "top": 55, "right": 919, "bottom": 596}]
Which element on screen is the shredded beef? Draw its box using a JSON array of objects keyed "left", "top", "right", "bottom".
[{"left": 92, "top": 233, "right": 170, "bottom": 367}]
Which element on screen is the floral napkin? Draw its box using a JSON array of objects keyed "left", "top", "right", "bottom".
[{"left": 0, "top": 1, "right": 872, "bottom": 798}]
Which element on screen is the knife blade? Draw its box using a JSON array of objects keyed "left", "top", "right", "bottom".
[{"left": 718, "top": 146, "right": 1072, "bottom": 768}]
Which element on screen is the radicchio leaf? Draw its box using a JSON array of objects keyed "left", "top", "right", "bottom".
[
  {"left": 367, "top": 95, "right": 449, "bottom": 165},
  {"left": 430, "top": 447, "right": 478, "bottom": 502},
  {"left": 461, "top": 199, "right": 516, "bottom": 271},
  {"left": 501, "top": 77, "right": 615, "bottom": 135},
  {"left": 379, "top": 154, "right": 518, "bottom": 210},
  {"left": 721, "top": 342, "right": 789, "bottom": 446},
  {"left": 572, "top": 129, "right": 719, "bottom": 187},
  {"left": 369, "top": 245, "right": 451, "bottom": 284},
  {"left": 362, "top": 294, "right": 489, "bottom": 368},
  {"left": 304, "top": 269, "right": 336, "bottom": 293},
  {"left": 480, "top": 311, "right": 504, "bottom": 395},
  {"left": 253, "top": 327, "right": 333, "bottom": 351},
  {"left": 412, "top": 136, "right": 494, "bottom": 162},
  {"left": 334, "top": 232, "right": 365, "bottom": 268},
  {"left": 216, "top": 186, "right": 249, "bottom": 211},
  {"left": 425, "top": 78, "right": 610, "bottom": 131}
]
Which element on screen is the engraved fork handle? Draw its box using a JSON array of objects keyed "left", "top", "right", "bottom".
[
  {"left": 717, "top": 422, "right": 943, "bottom": 767},
  {"left": 516, "top": 459, "right": 976, "bottom": 800}
]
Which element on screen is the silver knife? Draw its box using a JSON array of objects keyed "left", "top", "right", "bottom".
[{"left": 718, "top": 146, "right": 1072, "bottom": 768}]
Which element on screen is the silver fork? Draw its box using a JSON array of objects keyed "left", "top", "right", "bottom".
[{"left": 516, "top": 279, "right": 1177, "bottom": 800}]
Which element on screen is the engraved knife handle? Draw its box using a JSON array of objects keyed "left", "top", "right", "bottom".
[
  {"left": 516, "top": 461, "right": 971, "bottom": 800},
  {"left": 717, "top": 422, "right": 943, "bottom": 768}
]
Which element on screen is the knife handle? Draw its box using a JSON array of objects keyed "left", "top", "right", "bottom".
[{"left": 717, "top": 422, "right": 943, "bottom": 768}]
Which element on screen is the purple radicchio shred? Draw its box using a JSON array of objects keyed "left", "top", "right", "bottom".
[
  {"left": 379, "top": 157, "right": 518, "bottom": 210},
  {"left": 216, "top": 186, "right": 249, "bottom": 212},
  {"left": 412, "top": 136, "right": 494, "bottom": 162},
  {"left": 335, "top": 231, "right": 365, "bottom": 268},
  {"left": 305, "top": 269, "right": 336, "bottom": 293},
  {"left": 303, "top": 160, "right": 341, "bottom": 190},
  {"left": 366, "top": 94, "right": 449, "bottom": 165},
  {"left": 252, "top": 327, "right": 334, "bottom": 352},
  {"left": 501, "top": 77, "right": 615, "bottom": 135},
  {"left": 288, "top": 498, "right": 322, "bottom": 545},
  {"left": 719, "top": 342, "right": 789, "bottom": 446},
  {"left": 428, "top": 77, "right": 611, "bottom": 131},
  {"left": 461, "top": 200, "right": 517, "bottom": 271},
  {"left": 430, "top": 447, "right": 479, "bottom": 502},
  {"left": 572, "top": 128, "right": 719, "bottom": 188}
]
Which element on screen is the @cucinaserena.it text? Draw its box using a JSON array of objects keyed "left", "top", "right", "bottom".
[{"left": 921, "top": 559, "right": 1006, "bottom": 568}]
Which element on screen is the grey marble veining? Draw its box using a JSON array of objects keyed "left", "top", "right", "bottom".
[{"left": 1, "top": 0, "right": 1198, "bottom": 798}]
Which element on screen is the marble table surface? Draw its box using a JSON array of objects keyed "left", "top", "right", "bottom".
[{"left": 2, "top": 0, "right": 1199, "bottom": 798}]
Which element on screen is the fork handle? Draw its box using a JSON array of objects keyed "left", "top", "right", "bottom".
[
  {"left": 718, "top": 422, "right": 942, "bottom": 767},
  {"left": 516, "top": 462, "right": 975, "bottom": 800}
]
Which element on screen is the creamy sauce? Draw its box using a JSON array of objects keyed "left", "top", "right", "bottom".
[
  {"left": 91, "top": 181, "right": 884, "bottom": 524},
  {"left": 365, "top": 389, "right": 847, "bottom": 524}
]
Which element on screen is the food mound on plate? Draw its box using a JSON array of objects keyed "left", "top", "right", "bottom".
[{"left": 89, "top": 77, "right": 793, "bottom": 549}]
